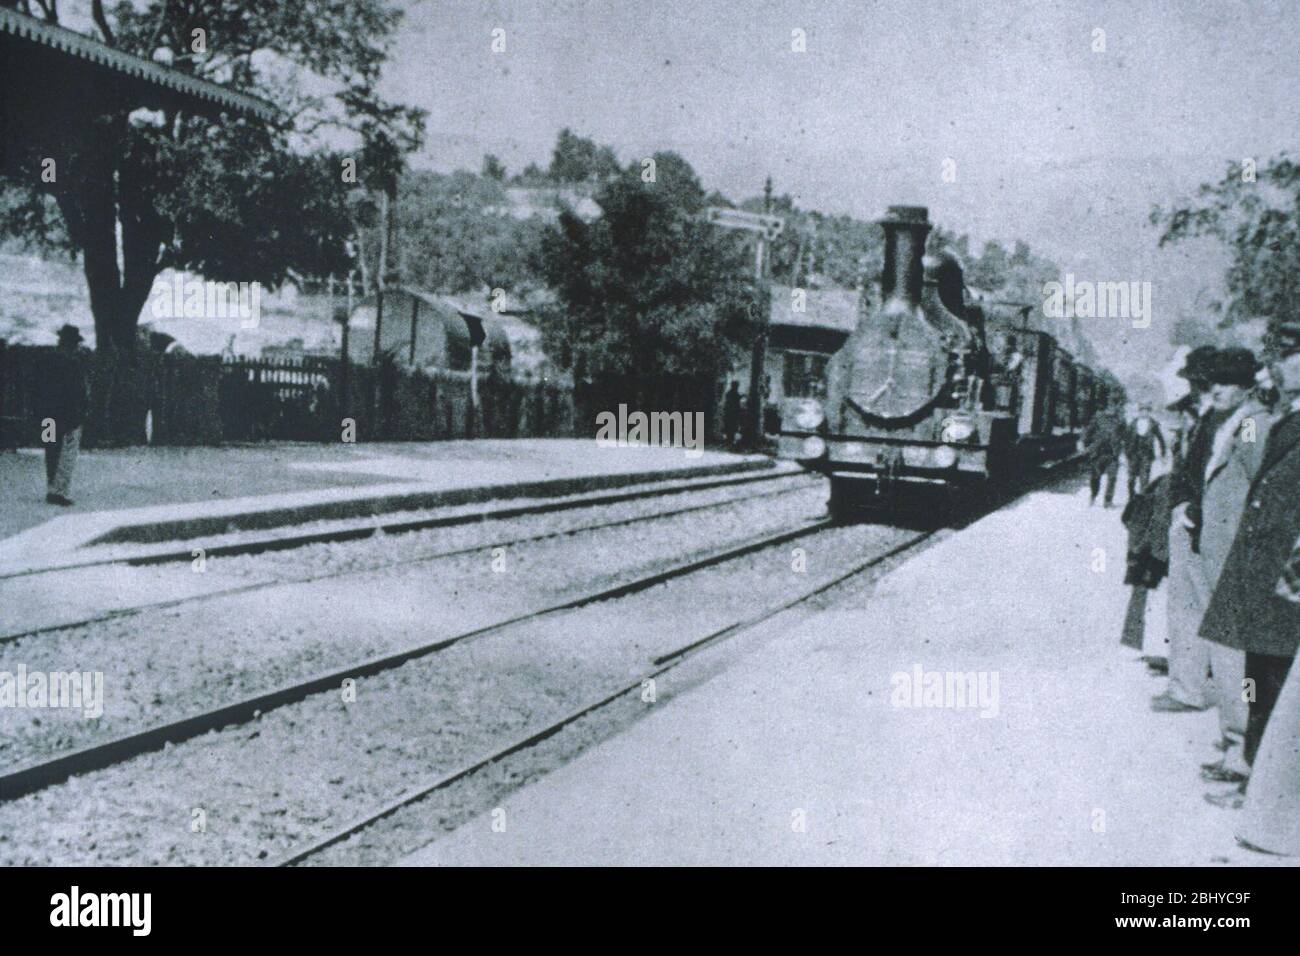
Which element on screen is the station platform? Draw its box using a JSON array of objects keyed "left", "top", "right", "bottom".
[
  {"left": 0, "top": 440, "right": 774, "bottom": 574},
  {"left": 402, "top": 473, "right": 1291, "bottom": 867}
]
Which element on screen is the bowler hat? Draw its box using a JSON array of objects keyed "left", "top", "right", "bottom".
[
  {"left": 1176, "top": 345, "right": 1218, "bottom": 381},
  {"left": 1206, "top": 347, "right": 1260, "bottom": 387},
  {"left": 56, "top": 323, "right": 83, "bottom": 345}
]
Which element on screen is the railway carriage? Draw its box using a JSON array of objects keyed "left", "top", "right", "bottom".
[{"left": 778, "top": 205, "right": 1118, "bottom": 521}]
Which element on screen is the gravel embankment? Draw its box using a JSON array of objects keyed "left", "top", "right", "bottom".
[{"left": 0, "top": 522, "right": 922, "bottom": 865}]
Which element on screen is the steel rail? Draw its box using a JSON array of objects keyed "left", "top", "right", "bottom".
[
  {"left": 0, "top": 467, "right": 801, "bottom": 582},
  {"left": 0, "top": 517, "right": 832, "bottom": 803},
  {"left": 0, "top": 474, "right": 817, "bottom": 646},
  {"left": 273, "top": 529, "right": 935, "bottom": 866}
]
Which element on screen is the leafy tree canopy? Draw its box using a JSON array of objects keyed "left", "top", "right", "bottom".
[
  {"left": 1151, "top": 153, "right": 1300, "bottom": 332},
  {"left": 547, "top": 128, "right": 621, "bottom": 184},
  {"left": 396, "top": 169, "right": 546, "bottom": 295},
  {"left": 0, "top": 0, "right": 425, "bottom": 352},
  {"left": 532, "top": 152, "right": 759, "bottom": 390}
]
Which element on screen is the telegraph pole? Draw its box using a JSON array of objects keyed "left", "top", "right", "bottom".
[{"left": 745, "top": 176, "right": 774, "bottom": 448}]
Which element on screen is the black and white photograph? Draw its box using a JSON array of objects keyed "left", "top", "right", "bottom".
[{"left": 0, "top": 0, "right": 1297, "bottom": 930}]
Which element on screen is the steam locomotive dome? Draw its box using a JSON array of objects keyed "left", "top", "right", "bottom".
[{"left": 830, "top": 206, "right": 972, "bottom": 425}]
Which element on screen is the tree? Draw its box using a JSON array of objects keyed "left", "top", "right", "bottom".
[
  {"left": 549, "top": 129, "right": 596, "bottom": 183},
  {"left": 547, "top": 128, "right": 619, "bottom": 184},
  {"left": 481, "top": 154, "right": 507, "bottom": 181},
  {"left": 965, "top": 241, "right": 1012, "bottom": 292},
  {"left": 1151, "top": 153, "right": 1300, "bottom": 332},
  {"left": 397, "top": 169, "right": 545, "bottom": 294},
  {"left": 533, "top": 153, "right": 759, "bottom": 404},
  {"left": 0, "top": 0, "right": 424, "bottom": 438},
  {"left": 749, "top": 198, "right": 883, "bottom": 292}
]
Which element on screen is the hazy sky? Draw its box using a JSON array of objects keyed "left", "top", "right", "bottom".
[
  {"left": 49, "top": 0, "right": 1300, "bottom": 365},
  {"left": 386, "top": 0, "right": 1298, "bottom": 365},
  {"left": 391, "top": 0, "right": 1296, "bottom": 212}
]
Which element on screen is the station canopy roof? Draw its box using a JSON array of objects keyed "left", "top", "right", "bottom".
[
  {"left": 0, "top": 6, "right": 277, "bottom": 141},
  {"left": 769, "top": 283, "right": 862, "bottom": 334}
]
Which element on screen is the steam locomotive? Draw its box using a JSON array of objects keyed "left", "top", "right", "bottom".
[{"left": 777, "top": 205, "right": 1119, "bottom": 521}]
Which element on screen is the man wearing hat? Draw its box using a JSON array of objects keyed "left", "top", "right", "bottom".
[
  {"left": 1199, "top": 323, "right": 1300, "bottom": 809},
  {"left": 1190, "top": 348, "right": 1271, "bottom": 784},
  {"left": 1151, "top": 345, "right": 1219, "bottom": 712},
  {"left": 37, "top": 324, "right": 88, "bottom": 506},
  {"left": 1123, "top": 402, "right": 1166, "bottom": 497}
]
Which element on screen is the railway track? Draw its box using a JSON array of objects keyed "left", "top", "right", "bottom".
[
  {"left": 0, "top": 471, "right": 818, "bottom": 646},
  {"left": 275, "top": 528, "right": 935, "bottom": 866},
  {"left": 0, "top": 516, "right": 833, "bottom": 803},
  {"left": 0, "top": 465, "right": 798, "bottom": 582}
]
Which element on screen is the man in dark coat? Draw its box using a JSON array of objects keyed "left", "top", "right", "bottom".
[
  {"left": 38, "top": 324, "right": 89, "bottom": 506},
  {"left": 1199, "top": 323, "right": 1300, "bottom": 807},
  {"left": 1189, "top": 348, "right": 1267, "bottom": 783},
  {"left": 1124, "top": 403, "right": 1166, "bottom": 497},
  {"left": 1169, "top": 346, "right": 1227, "bottom": 550},
  {"left": 722, "top": 380, "right": 742, "bottom": 448},
  {"left": 1082, "top": 400, "right": 1125, "bottom": 507}
]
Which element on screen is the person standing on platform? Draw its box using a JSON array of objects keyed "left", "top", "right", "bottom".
[
  {"left": 1199, "top": 324, "right": 1300, "bottom": 808},
  {"left": 1151, "top": 345, "right": 1219, "bottom": 713},
  {"left": 1236, "top": 534, "right": 1300, "bottom": 855},
  {"left": 722, "top": 380, "right": 742, "bottom": 448},
  {"left": 1124, "top": 403, "right": 1166, "bottom": 496},
  {"left": 1082, "top": 399, "right": 1126, "bottom": 507},
  {"left": 38, "top": 324, "right": 89, "bottom": 506},
  {"left": 1191, "top": 348, "right": 1270, "bottom": 784}
]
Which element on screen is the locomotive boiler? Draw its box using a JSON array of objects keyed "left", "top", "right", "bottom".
[{"left": 777, "top": 205, "right": 1117, "bottom": 521}]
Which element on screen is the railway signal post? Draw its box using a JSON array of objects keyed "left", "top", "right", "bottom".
[{"left": 704, "top": 189, "right": 784, "bottom": 449}]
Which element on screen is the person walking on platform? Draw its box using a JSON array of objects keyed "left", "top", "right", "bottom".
[
  {"left": 1124, "top": 403, "right": 1166, "bottom": 497},
  {"left": 1199, "top": 324, "right": 1300, "bottom": 809},
  {"left": 1083, "top": 400, "right": 1125, "bottom": 507},
  {"left": 1190, "top": 348, "right": 1270, "bottom": 783},
  {"left": 1151, "top": 345, "right": 1219, "bottom": 713},
  {"left": 37, "top": 324, "right": 89, "bottom": 506}
]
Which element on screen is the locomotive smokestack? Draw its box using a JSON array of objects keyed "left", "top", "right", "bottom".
[{"left": 879, "top": 205, "right": 932, "bottom": 308}]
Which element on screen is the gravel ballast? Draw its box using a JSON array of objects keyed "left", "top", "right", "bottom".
[{"left": 0, "top": 521, "right": 924, "bottom": 865}]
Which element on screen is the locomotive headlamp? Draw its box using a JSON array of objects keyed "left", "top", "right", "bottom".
[
  {"left": 802, "top": 436, "right": 827, "bottom": 459},
  {"left": 939, "top": 417, "right": 975, "bottom": 443},
  {"left": 932, "top": 445, "right": 959, "bottom": 468},
  {"left": 793, "top": 400, "right": 825, "bottom": 430}
]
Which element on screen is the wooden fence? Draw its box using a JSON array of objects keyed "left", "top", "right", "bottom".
[{"left": 0, "top": 342, "right": 577, "bottom": 447}]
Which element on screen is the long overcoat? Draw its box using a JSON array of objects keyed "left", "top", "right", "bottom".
[
  {"left": 1193, "top": 401, "right": 1274, "bottom": 601},
  {"left": 1200, "top": 407, "right": 1300, "bottom": 658}
]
